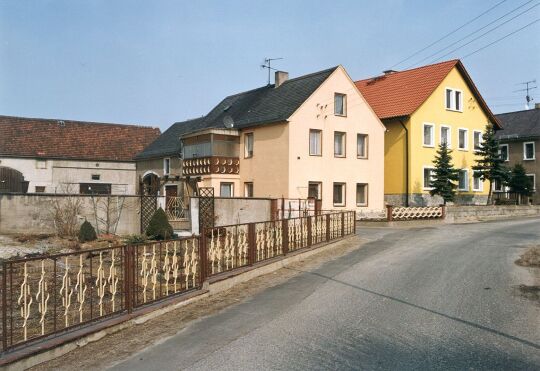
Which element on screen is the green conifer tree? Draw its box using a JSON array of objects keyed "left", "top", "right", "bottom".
[
  {"left": 508, "top": 164, "right": 534, "bottom": 204},
  {"left": 429, "top": 142, "right": 459, "bottom": 205},
  {"left": 472, "top": 124, "right": 507, "bottom": 204}
]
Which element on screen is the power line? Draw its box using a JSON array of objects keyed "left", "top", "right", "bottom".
[
  {"left": 461, "top": 18, "right": 540, "bottom": 59},
  {"left": 406, "top": 0, "right": 537, "bottom": 68},
  {"left": 389, "top": 0, "right": 507, "bottom": 68},
  {"left": 431, "top": 3, "right": 540, "bottom": 63}
]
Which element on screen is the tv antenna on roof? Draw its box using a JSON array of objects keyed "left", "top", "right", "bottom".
[
  {"left": 514, "top": 79, "right": 537, "bottom": 109},
  {"left": 261, "top": 57, "right": 283, "bottom": 85}
]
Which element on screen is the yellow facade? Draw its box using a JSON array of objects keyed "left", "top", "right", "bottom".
[{"left": 385, "top": 66, "right": 491, "bottom": 204}]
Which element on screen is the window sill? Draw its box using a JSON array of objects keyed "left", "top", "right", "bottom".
[
  {"left": 445, "top": 108, "right": 463, "bottom": 113},
  {"left": 309, "top": 154, "right": 322, "bottom": 157},
  {"left": 333, "top": 204, "right": 346, "bottom": 207},
  {"left": 334, "top": 113, "right": 347, "bottom": 118},
  {"left": 357, "top": 156, "right": 368, "bottom": 159},
  {"left": 356, "top": 204, "right": 368, "bottom": 207},
  {"left": 458, "top": 189, "right": 469, "bottom": 192},
  {"left": 423, "top": 144, "right": 435, "bottom": 148},
  {"left": 334, "top": 155, "right": 346, "bottom": 158},
  {"left": 457, "top": 148, "right": 468, "bottom": 151},
  {"left": 523, "top": 158, "right": 536, "bottom": 161}
]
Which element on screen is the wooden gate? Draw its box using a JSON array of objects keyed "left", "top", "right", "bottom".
[{"left": 0, "top": 166, "right": 28, "bottom": 193}]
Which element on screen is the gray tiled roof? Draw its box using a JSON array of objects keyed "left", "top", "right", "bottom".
[
  {"left": 136, "top": 66, "right": 338, "bottom": 159},
  {"left": 495, "top": 108, "right": 540, "bottom": 141}
]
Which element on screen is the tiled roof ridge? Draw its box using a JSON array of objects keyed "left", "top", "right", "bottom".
[
  {"left": 356, "top": 59, "right": 459, "bottom": 83},
  {"left": 0, "top": 114, "right": 159, "bottom": 130}
]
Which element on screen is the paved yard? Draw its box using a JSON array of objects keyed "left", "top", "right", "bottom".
[{"left": 35, "top": 218, "right": 540, "bottom": 370}]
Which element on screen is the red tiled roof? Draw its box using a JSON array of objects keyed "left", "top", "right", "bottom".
[
  {"left": 0, "top": 115, "right": 161, "bottom": 161},
  {"left": 355, "top": 60, "right": 501, "bottom": 128}
]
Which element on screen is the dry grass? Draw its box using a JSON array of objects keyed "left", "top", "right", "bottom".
[{"left": 515, "top": 246, "right": 540, "bottom": 268}]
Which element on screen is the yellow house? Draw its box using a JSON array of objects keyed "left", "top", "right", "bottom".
[
  {"left": 356, "top": 60, "right": 502, "bottom": 206},
  {"left": 178, "top": 66, "right": 386, "bottom": 213}
]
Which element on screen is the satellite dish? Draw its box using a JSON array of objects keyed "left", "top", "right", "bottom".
[{"left": 223, "top": 115, "right": 234, "bottom": 129}]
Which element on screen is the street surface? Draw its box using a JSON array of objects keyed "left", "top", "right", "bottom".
[{"left": 110, "top": 218, "right": 540, "bottom": 370}]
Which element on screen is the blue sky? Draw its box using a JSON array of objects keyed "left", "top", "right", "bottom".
[{"left": 1, "top": 0, "right": 539, "bottom": 130}]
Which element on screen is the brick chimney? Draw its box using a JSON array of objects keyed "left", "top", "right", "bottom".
[{"left": 275, "top": 71, "right": 289, "bottom": 88}]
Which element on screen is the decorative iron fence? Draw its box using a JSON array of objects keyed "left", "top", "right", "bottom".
[
  {"left": 165, "top": 196, "right": 189, "bottom": 221},
  {"left": 1, "top": 211, "right": 355, "bottom": 355},
  {"left": 386, "top": 205, "right": 445, "bottom": 221}
]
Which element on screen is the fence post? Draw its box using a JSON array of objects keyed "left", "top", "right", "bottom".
[
  {"left": 307, "top": 217, "right": 312, "bottom": 247},
  {"left": 353, "top": 211, "right": 357, "bottom": 234},
  {"left": 248, "top": 223, "right": 256, "bottom": 265},
  {"left": 440, "top": 204, "right": 446, "bottom": 219},
  {"left": 341, "top": 212, "right": 345, "bottom": 238},
  {"left": 2, "top": 262, "right": 7, "bottom": 351},
  {"left": 124, "top": 245, "right": 133, "bottom": 313},
  {"left": 199, "top": 232, "right": 208, "bottom": 286},
  {"left": 386, "top": 205, "right": 393, "bottom": 222},
  {"left": 282, "top": 219, "right": 289, "bottom": 255},
  {"left": 326, "top": 214, "right": 330, "bottom": 242}
]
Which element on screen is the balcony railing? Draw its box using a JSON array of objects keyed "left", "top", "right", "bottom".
[{"left": 182, "top": 156, "right": 239, "bottom": 176}]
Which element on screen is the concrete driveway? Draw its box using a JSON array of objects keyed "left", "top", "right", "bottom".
[{"left": 110, "top": 218, "right": 540, "bottom": 370}]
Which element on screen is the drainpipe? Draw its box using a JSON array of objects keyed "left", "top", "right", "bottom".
[{"left": 398, "top": 119, "right": 410, "bottom": 207}]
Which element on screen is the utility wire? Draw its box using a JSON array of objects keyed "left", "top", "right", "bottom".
[
  {"left": 389, "top": 0, "right": 507, "bottom": 68},
  {"left": 406, "top": 0, "right": 537, "bottom": 68},
  {"left": 461, "top": 18, "right": 540, "bottom": 59},
  {"left": 431, "top": 3, "right": 540, "bottom": 63}
]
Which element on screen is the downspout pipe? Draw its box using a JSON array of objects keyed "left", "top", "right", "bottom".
[{"left": 397, "top": 119, "right": 409, "bottom": 207}]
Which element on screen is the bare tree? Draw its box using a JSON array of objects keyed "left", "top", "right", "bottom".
[
  {"left": 90, "top": 195, "right": 130, "bottom": 235},
  {"left": 50, "top": 184, "right": 83, "bottom": 237}
]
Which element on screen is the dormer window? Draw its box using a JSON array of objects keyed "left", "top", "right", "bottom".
[
  {"left": 163, "top": 158, "right": 171, "bottom": 175},
  {"left": 334, "top": 93, "right": 346, "bottom": 116},
  {"left": 445, "top": 88, "right": 463, "bottom": 112}
]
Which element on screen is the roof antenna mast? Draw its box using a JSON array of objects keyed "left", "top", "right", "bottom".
[
  {"left": 514, "top": 79, "right": 537, "bottom": 109},
  {"left": 261, "top": 57, "right": 283, "bottom": 85}
]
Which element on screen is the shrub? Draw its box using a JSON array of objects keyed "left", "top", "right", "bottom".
[
  {"left": 145, "top": 208, "right": 173, "bottom": 240},
  {"left": 78, "top": 220, "right": 97, "bottom": 242},
  {"left": 124, "top": 234, "right": 147, "bottom": 245}
]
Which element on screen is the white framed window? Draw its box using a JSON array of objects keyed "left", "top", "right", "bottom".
[
  {"left": 334, "top": 93, "right": 346, "bottom": 116},
  {"left": 526, "top": 174, "right": 536, "bottom": 190},
  {"left": 356, "top": 183, "right": 368, "bottom": 206},
  {"left": 423, "top": 123, "right": 435, "bottom": 147},
  {"left": 472, "top": 171, "right": 483, "bottom": 192},
  {"left": 445, "top": 87, "right": 463, "bottom": 112},
  {"left": 333, "top": 182, "right": 346, "bottom": 206},
  {"left": 309, "top": 129, "right": 322, "bottom": 156},
  {"left": 244, "top": 182, "right": 253, "bottom": 197},
  {"left": 473, "top": 130, "right": 483, "bottom": 151},
  {"left": 220, "top": 182, "right": 234, "bottom": 197},
  {"left": 163, "top": 158, "right": 171, "bottom": 175},
  {"left": 244, "top": 133, "right": 254, "bottom": 158},
  {"left": 334, "top": 132, "right": 346, "bottom": 157},
  {"left": 458, "top": 169, "right": 468, "bottom": 191},
  {"left": 357, "top": 134, "right": 368, "bottom": 158},
  {"left": 308, "top": 181, "right": 322, "bottom": 200},
  {"left": 458, "top": 128, "right": 468, "bottom": 150},
  {"left": 440, "top": 125, "right": 451, "bottom": 147},
  {"left": 523, "top": 141, "right": 535, "bottom": 160},
  {"left": 423, "top": 167, "right": 435, "bottom": 190},
  {"left": 493, "top": 178, "right": 505, "bottom": 192},
  {"left": 499, "top": 144, "right": 509, "bottom": 162}
]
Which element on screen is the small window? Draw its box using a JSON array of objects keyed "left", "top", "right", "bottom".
[
  {"left": 458, "top": 128, "right": 468, "bottom": 150},
  {"left": 357, "top": 134, "right": 368, "bottom": 158},
  {"left": 80, "top": 183, "right": 111, "bottom": 195},
  {"left": 455, "top": 91, "right": 462, "bottom": 111},
  {"left": 473, "top": 171, "right": 483, "bottom": 192},
  {"left": 244, "top": 182, "right": 253, "bottom": 197},
  {"left": 526, "top": 174, "right": 536, "bottom": 190},
  {"left": 445, "top": 88, "right": 463, "bottom": 111},
  {"left": 163, "top": 158, "right": 171, "bottom": 175},
  {"left": 36, "top": 160, "right": 47, "bottom": 169},
  {"left": 524, "top": 142, "right": 535, "bottom": 160},
  {"left": 35, "top": 186, "right": 46, "bottom": 193},
  {"left": 334, "top": 93, "right": 346, "bottom": 116},
  {"left": 334, "top": 132, "right": 346, "bottom": 157},
  {"left": 499, "top": 144, "right": 509, "bottom": 161},
  {"left": 423, "top": 123, "right": 434, "bottom": 147},
  {"left": 309, "top": 130, "right": 322, "bottom": 156},
  {"left": 244, "top": 133, "right": 254, "bottom": 158},
  {"left": 423, "top": 168, "right": 435, "bottom": 190},
  {"left": 473, "top": 131, "right": 483, "bottom": 151},
  {"left": 445, "top": 89, "right": 452, "bottom": 110},
  {"left": 220, "top": 182, "right": 234, "bottom": 197},
  {"left": 91, "top": 174, "right": 100, "bottom": 181},
  {"left": 458, "top": 169, "right": 468, "bottom": 191},
  {"left": 308, "top": 182, "right": 322, "bottom": 199},
  {"left": 493, "top": 178, "right": 505, "bottom": 192},
  {"left": 333, "top": 183, "right": 346, "bottom": 206},
  {"left": 356, "top": 183, "right": 368, "bottom": 206},
  {"left": 440, "top": 126, "right": 451, "bottom": 147}
]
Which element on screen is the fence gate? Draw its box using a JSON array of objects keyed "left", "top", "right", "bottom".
[
  {"left": 198, "top": 187, "right": 214, "bottom": 232},
  {"left": 140, "top": 196, "right": 158, "bottom": 233}
]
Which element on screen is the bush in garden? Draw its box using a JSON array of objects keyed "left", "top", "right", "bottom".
[
  {"left": 145, "top": 207, "right": 173, "bottom": 240},
  {"left": 78, "top": 220, "right": 97, "bottom": 242}
]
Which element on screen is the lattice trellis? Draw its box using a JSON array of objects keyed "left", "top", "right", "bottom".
[
  {"left": 140, "top": 196, "right": 158, "bottom": 233},
  {"left": 198, "top": 187, "right": 215, "bottom": 232}
]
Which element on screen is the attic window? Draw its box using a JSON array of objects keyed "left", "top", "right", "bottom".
[
  {"left": 445, "top": 88, "right": 463, "bottom": 112},
  {"left": 334, "top": 93, "right": 347, "bottom": 116}
]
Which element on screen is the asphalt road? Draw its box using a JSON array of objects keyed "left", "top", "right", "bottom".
[{"left": 110, "top": 218, "right": 540, "bottom": 371}]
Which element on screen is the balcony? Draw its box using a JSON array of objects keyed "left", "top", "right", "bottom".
[{"left": 182, "top": 156, "right": 240, "bottom": 176}]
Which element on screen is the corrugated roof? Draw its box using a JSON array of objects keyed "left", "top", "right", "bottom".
[
  {"left": 355, "top": 60, "right": 500, "bottom": 128},
  {"left": 0, "top": 115, "right": 160, "bottom": 161},
  {"left": 495, "top": 108, "right": 540, "bottom": 140}
]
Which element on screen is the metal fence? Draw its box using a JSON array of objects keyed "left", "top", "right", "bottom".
[{"left": 1, "top": 211, "right": 355, "bottom": 354}]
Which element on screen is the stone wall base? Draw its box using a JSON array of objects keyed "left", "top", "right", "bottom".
[{"left": 385, "top": 193, "right": 489, "bottom": 207}]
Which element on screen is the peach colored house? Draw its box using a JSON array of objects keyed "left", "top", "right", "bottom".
[{"left": 159, "top": 66, "right": 385, "bottom": 212}]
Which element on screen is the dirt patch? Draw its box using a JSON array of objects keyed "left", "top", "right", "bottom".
[
  {"left": 29, "top": 236, "right": 364, "bottom": 371},
  {"left": 516, "top": 284, "right": 540, "bottom": 303},
  {"left": 515, "top": 246, "right": 540, "bottom": 268}
]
